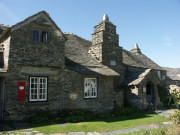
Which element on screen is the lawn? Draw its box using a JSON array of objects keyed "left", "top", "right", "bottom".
[
  {"left": 119, "top": 124, "right": 180, "bottom": 135},
  {"left": 32, "top": 113, "right": 169, "bottom": 134}
]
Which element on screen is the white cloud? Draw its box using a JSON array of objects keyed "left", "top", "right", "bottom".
[{"left": 0, "top": 2, "right": 20, "bottom": 23}]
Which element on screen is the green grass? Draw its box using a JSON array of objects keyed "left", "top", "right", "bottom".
[
  {"left": 32, "top": 113, "right": 169, "bottom": 134},
  {"left": 117, "top": 128, "right": 168, "bottom": 135}
]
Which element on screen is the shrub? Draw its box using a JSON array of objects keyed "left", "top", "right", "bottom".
[
  {"left": 30, "top": 116, "right": 49, "bottom": 124},
  {"left": 123, "top": 108, "right": 134, "bottom": 115},
  {"left": 59, "top": 109, "right": 74, "bottom": 118},
  {"left": 170, "top": 110, "right": 180, "bottom": 125},
  {"left": 133, "top": 107, "right": 142, "bottom": 113},
  {"left": 65, "top": 116, "right": 85, "bottom": 123},
  {"left": 73, "top": 109, "right": 88, "bottom": 116},
  {"left": 157, "top": 84, "right": 169, "bottom": 106},
  {"left": 97, "top": 112, "right": 112, "bottom": 119},
  {"left": 84, "top": 113, "right": 97, "bottom": 121},
  {"left": 169, "top": 85, "right": 180, "bottom": 101},
  {"left": 55, "top": 117, "right": 64, "bottom": 123},
  {"left": 113, "top": 105, "right": 124, "bottom": 116}
]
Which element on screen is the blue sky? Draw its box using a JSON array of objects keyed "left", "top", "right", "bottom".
[{"left": 0, "top": 0, "right": 180, "bottom": 68}]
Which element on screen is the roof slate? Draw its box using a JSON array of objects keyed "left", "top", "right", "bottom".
[
  {"left": 65, "top": 33, "right": 119, "bottom": 76},
  {"left": 122, "top": 49, "right": 164, "bottom": 70},
  {"left": 163, "top": 67, "right": 180, "bottom": 81},
  {"left": 123, "top": 69, "right": 151, "bottom": 86},
  {"left": 0, "top": 24, "right": 9, "bottom": 35},
  {"left": 0, "top": 11, "right": 65, "bottom": 42}
]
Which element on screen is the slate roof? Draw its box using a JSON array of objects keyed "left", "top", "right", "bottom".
[
  {"left": 123, "top": 69, "right": 151, "bottom": 86},
  {"left": 163, "top": 67, "right": 180, "bottom": 81},
  {"left": 0, "top": 24, "right": 9, "bottom": 35},
  {"left": 122, "top": 49, "right": 164, "bottom": 70},
  {"left": 0, "top": 11, "right": 65, "bottom": 42},
  {"left": 64, "top": 33, "right": 119, "bottom": 76}
]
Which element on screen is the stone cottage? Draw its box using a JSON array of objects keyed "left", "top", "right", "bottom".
[{"left": 0, "top": 11, "right": 166, "bottom": 120}]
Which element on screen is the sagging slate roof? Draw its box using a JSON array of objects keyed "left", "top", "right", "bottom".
[
  {"left": 163, "top": 67, "right": 180, "bottom": 81},
  {"left": 122, "top": 49, "right": 164, "bottom": 70},
  {"left": 123, "top": 69, "right": 151, "bottom": 86},
  {"left": 0, "top": 24, "right": 9, "bottom": 35},
  {"left": 65, "top": 33, "right": 119, "bottom": 76}
]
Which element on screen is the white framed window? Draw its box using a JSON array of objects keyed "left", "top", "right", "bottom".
[
  {"left": 158, "top": 71, "right": 162, "bottom": 80},
  {"left": 29, "top": 77, "right": 47, "bottom": 101},
  {"left": 84, "top": 78, "right": 97, "bottom": 98}
]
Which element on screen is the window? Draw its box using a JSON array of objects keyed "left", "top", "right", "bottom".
[
  {"left": 33, "top": 30, "right": 39, "bottom": 41},
  {"left": 42, "top": 31, "right": 48, "bottom": 43},
  {"left": 158, "top": 71, "right": 162, "bottom": 80},
  {"left": 29, "top": 77, "right": 47, "bottom": 101},
  {"left": 84, "top": 78, "right": 97, "bottom": 98}
]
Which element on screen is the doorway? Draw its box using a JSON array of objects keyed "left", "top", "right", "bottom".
[
  {"left": 146, "top": 82, "right": 154, "bottom": 103},
  {"left": 0, "top": 78, "right": 5, "bottom": 121}
]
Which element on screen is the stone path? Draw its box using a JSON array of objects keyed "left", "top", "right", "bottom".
[
  {"left": 155, "top": 108, "right": 178, "bottom": 117},
  {"left": 0, "top": 109, "right": 177, "bottom": 135}
]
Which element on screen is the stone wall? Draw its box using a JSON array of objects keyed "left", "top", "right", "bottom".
[
  {"left": 91, "top": 19, "right": 125, "bottom": 90},
  {"left": 62, "top": 69, "right": 123, "bottom": 112},
  {"left": 124, "top": 67, "right": 163, "bottom": 109},
  {"left": 3, "top": 15, "right": 65, "bottom": 120}
]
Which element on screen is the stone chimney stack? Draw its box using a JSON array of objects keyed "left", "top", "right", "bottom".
[
  {"left": 131, "top": 43, "right": 142, "bottom": 54},
  {"left": 91, "top": 14, "right": 121, "bottom": 66}
]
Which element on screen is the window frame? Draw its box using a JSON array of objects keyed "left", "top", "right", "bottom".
[
  {"left": 29, "top": 77, "right": 48, "bottom": 102},
  {"left": 42, "top": 31, "right": 48, "bottom": 43},
  {"left": 157, "top": 71, "right": 162, "bottom": 80},
  {"left": 33, "top": 30, "right": 40, "bottom": 42},
  {"left": 84, "top": 78, "right": 97, "bottom": 99}
]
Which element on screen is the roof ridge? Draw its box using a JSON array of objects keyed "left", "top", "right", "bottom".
[{"left": 64, "top": 32, "right": 92, "bottom": 43}]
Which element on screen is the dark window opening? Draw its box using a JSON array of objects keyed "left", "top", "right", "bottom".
[
  {"left": 146, "top": 83, "right": 152, "bottom": 95},
  {"left": 42, "top": 31, "right": 48, "bottom": 43},
  {"left": 33, "top": 30, "right": 39, "bottom": 41},
  {"left": 0, "top": 52, "right": 4, "bottom": 68}
]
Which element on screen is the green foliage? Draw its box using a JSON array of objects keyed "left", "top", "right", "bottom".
[
  {"left": 113, "top": 104, "right": 124, "bottom": 116},
  {"left": 30, "top": 116, "right": 49, "bottom": 124},
  {"left": 113, "top": 104, "right": 141, "bottom": 116},
  {"left": 170, "top": 110, "right": 180, "bottom": 125},
  {"left": 55, "top": 117, "right": 64, "bottom": 123},
  {"left": 59, "top": 109, "right": 74, "bottom": 118},
  {"left": 157, "top": 84, "right": 169, "bottom": 106},
  {"left": 65, "top": 116, "right": 85, "bottom": 123},
  {"left": 73, "top": 109, "right": 89, "bottom": 116},
  {"left": 97, "top": 112, "right": 112, "bottom": 119}
]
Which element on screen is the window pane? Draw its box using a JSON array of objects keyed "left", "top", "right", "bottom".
[
  {"left": 42, "top": 31, "right": 48, "bottom": 43},
  {"left": 30, "top": 77, "right": 47, "bottom": 101},
  {"left": 84, "top": 78, "right": 97, "bottom": 98},
  {"left": 33, "top": 30, "right": 39, "bottom": 41}
]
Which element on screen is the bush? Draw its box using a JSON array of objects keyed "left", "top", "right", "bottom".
[
  {"left": 133, "top": 107, "right": 142, "bottom": 113},
  {"left": 59, "top": 109, "right": 74, "bottom": 118},
  {"left": 55, "top": 117, "right": 64, "bottom": 123},
  {"left": 157, "top": 84, "right": 169, "bottom": 106},
  {"left": 113, "top": 104, "right": 124, "bottom": 116},
  {"left": 97, "top": 113, "right": 112, "bottom": 119},
  {"left": 73, "top": 109, "right": 88, "bottom": 116},
  {"left": 30, "top": 116, "right": 49, "bottom": 124},
  {"left": 123, "top": 108, "right": 134, "bottom": 115},
  {"left": 65, "top": 116, "right": 85, "bottom": 123},
  {"left": 170, "top": 110, "right": 180, "bottom": 125}
]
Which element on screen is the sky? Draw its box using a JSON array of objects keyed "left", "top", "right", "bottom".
[{"left": 0, "top": 0, "right": 180, "bottom": 68}]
